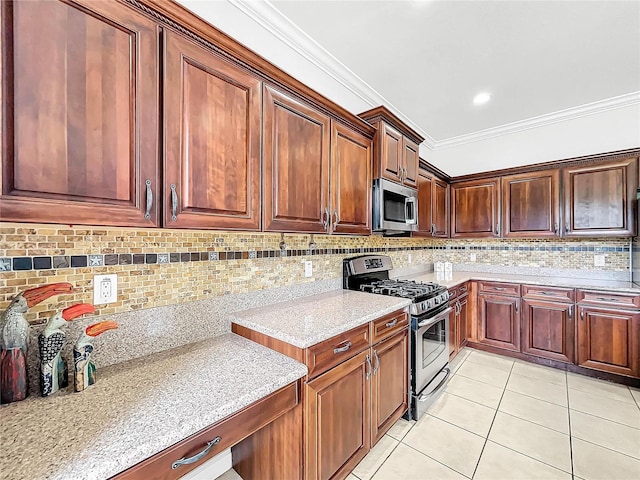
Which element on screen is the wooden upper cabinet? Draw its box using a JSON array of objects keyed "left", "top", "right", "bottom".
[
  {"left": 0, "top": 0, "right": 160, "bottom": 227},
  {"left": 502, "top": 169, "right": 560, "bottom": 237},
  {"left": 415, "top": 171, "right": 433, "bottom": 236},
  {"left": 163, "top": 31, "right": 261, "bottom": 230},
  {"left": 433, "top": 178, "right": 450, "bottom": 237},
  {"left": 330, "top": 121, "right": 372, "bottom": 235},
  {"left": 263, "top": 86, "right": 331, "bottom": 233},
  {"left": 401, "top": 138, "right": 419, "bottom": 188},
  {"left": 451, "top": 178, "right": 500, "bottom": 238},
  {"left": 380, "top": 123, "right": 403, "bottom": 182},
  {"left": 563, "top": 157, "right": 637, "bottom": 237}
]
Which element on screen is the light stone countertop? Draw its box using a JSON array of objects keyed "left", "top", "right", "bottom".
[
  {"left": 231, "top": 290, "right": 412, "bottom": 348},
  {"left": 399, "top": 270, "right": 640, "bottom": 294},
  {"left": 0, "top": 334, "right": 307, "bottom": 480}
]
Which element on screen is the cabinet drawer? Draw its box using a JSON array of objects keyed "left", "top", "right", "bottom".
[
  {"left": 577, "top": 290, "right": 640, "bottom": 309},
  {"left": 478, "top": 281, "right": 521, "bottom": 297},
  {"left": 114, "top": 381, "right": 299, "bottom": 480},
  {"left": 307, "top": 324, "right": 370, "bottom": 378},
  {"left": 457, "top": 282, "right": 470, "bottom": 296},
  {"left": 371, "top": 310, "right": 409, "bottom": 344},
  {"left": 523, "top": 285, "right": 575, "bottom": 303},
  {"left": 448, "top": 286, "right": 458, "bottom": 300}
]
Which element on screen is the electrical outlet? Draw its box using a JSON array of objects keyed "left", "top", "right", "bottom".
[
  {"left": 408, "top": 254, "right": 412, "bottom": 264},
  {"left": 94, "top": 274, "right": 117, "bottom": 305},
  {"left": 470, "top": 253, "right": 477, "bottom": 262},
  {"left": 594, "top": 254, "right": 606, "bottom": 267},
  {"left": 304, "top": 261, "right": 313, "bottom": 278}
]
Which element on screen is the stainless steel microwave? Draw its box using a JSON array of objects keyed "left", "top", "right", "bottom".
[{"left": 372, "top": 178, "right": 418, "bottom": 233}]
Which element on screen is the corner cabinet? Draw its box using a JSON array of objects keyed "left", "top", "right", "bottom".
[
  {"left": 451, "top": 178, "right": 500, "bottom": 238},
  {"left": 0, "top": 0, "right": 160, "bottom": 227},
  {"left": 163, "top": 30, "right": 262, "bottom": 230}
]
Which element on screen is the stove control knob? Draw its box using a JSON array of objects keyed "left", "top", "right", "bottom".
[
  {"left": 422, "top": 301, "right": 427, "bottom": 311},
  {"left": 434, "top": 296, "right": 440, "bottom": 305}
]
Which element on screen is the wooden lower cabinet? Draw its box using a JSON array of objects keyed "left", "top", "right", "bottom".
[
  {"left": 478, "top": 293, "right": 521, "bottom": 352},
  {"left": 521, "top": 299, "right": 574, "bottom": 363},
  {"left": 305, "top": 349, "right": 371, "bottom": 480},
  {"left": 577, "top": 306, "right": 640, "bottom": 377}
]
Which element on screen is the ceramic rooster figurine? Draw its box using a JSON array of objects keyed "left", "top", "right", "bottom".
[
  {"left": 0, "top": 283, "right": 74, "bottom": 404},
  {"left": 39, "top": 303, "right": 95, "bottom": 396},
  {"left": 73, "top": 321, "right": 118, "bottom": 392}
]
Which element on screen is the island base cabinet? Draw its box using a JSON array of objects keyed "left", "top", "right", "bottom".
[
  {"left": 305, "top": 349, "right": 371, "bottom": 480},
  {"left": 521, "top": 300, "right": 574, "bottom": 363},
  {"left": 577, "top": 306, "right": 640, "bottom": 377}
]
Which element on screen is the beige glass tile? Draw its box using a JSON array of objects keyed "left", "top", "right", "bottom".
[
  {"left": 474, "top": 441, "right": 571, "bottom": 480},
  {"left": 445, "top": 373, "right": 505, "bottom": 409},
  {"left": 352, "top": 434, "right": 398, "bottom": 480},
  {"left": 506, "top": 373, "right": 568, "bottom": 407},
  {"left": 426, "top": 392, "right": 496, "bottom": 437},
  {"left": 456, "top": 360, "right": 511, "bottom": 389},
  {"left": 570, "top": 410, "right": 640, "bottom": 459},
  {"left": 567, "top": 372, "right": 636, "bottom": 404},
  {"left": 572, "top": 437, "right": 640, "bottom": 480},
  {"left": 488, "top": 412, "right": 572, "bottom": 473},
  {"left": 499, "top": 390, "right": 569, "bottom": 434},
  {"left": 511, "top": 361, "right": 567, "bottom": 386},
  {"left": 385, "top": 417, "right": 415, "bottom": 441},
  {"left": 569, "top": 388, "right": 640, "bottom": 429},
  {"left": 403, "top": 415, "right": 485, "bottom": 478},
  {"left": 371, "top": 443, "right": 466, "bottom": 480},
  {"left": 465, "top": 349, "right": 515, "bottom": 372}
]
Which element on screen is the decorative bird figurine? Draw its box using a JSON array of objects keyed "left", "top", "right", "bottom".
[
  {"left": 73, "top": 321, "right": 118, "bottom": 392},
  {"left": 39, "top": 303, "right": 95, "bottom": 397},
  {"left": 0, "top": 283, "right": 74, "bottom": 404}
]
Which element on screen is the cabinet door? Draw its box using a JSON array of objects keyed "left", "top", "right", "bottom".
[
  {"left": 451, "top": 179, "right": 500, "bottom": 237},
  {"left": 330, "top": 121, "right": 372, "bottom": 235},
  {"left": 563, "top": 158, "right": 637, "bottom": 237},
  {"left": 577, "top": 306, "right": 639, "bottom": 377},
  {"left": 306, "top": 349, "right": 371, "bottom": 480},
  {"left": 401, "top": 138, "right": 419, "bottom": 188},
  {"left": 415, "top": 171, "right": 433, "bottom": 236},
  {"left": 502, "top": 169, "right": 560, "bottom": 237},
  {"left": 379, "top": 123, "right": 403, "bottom": 183},
  {"left": 521, "top": 299, "right": 574, "bottom": 363},
  {"left": 0, "top": 0, "right": 159, "bottom": 227},
  {"left": 457, "top": 295, "right": 469, "bottom": 351},
  {"left": 479, "top": 294, "right": 520, "bottom": 351},
  {"left": 433, "top": 178, "right": 450, "bottom": 237},
  {"left": 164, "top": 31, "right": 261, "bottom": 230},
  {"left": 263, "top": 86, "right": 330, "bottom": 232},
  {"left": 371, "top": 330, "right": 409, "bottom": 445}
]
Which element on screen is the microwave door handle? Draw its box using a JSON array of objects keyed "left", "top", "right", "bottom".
[{"left": 405, "top": 197, "right": 417, "bottom": 225}]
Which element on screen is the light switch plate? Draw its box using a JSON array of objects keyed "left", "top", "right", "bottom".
[
  {"left": 594, "top": 254, "right": 606, "bottom": 267},
  {"left": 304, "top": 261, "right": 313, "bottom": 278},
  {"left": 94, "top": 274, "right": 117, "bottom": 305},
  {"left": 408, "top": 254, "right": 413, "bottom": 264}
]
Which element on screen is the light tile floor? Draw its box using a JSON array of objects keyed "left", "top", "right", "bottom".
[{"left": 351, "top": 348, "right": 640, "bottom": 480}]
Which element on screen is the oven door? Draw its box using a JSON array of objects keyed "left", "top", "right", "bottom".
[{"left": 414, "top": 307, "right": 451, "bottom": 394}]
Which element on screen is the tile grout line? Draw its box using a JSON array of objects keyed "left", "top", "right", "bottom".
[
  {"left": 399, "top": 438, "right": 475, "bottom": 479},
  {"left": 364, "top": 435, "right": 402, "bottom": 480},
  {"left": 566, "top": 370, "right": 576, "bottom": 480},
  {"left": 627, "top": 385, "right": 640, "bottom": 411}
]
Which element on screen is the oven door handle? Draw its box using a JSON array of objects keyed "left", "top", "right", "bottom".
[
  {"left": 417, "top": 307, "right": 452, "bottom": 328},
  {"left": 418, "top": 368, "right": 451, "bottom": 402}
]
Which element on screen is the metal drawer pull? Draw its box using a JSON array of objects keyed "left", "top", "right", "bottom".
[
  {"left": 333, "top": 341, "right": 352, "bottom": 354},
  {"left": 596, "top": 297, "right": 620, "bottom": 302},
  {"left": 385, "top": 319, "right": 398, "bottom": 328},
  {"left": 323, "top": 207, "right": 330, "bottom": 231},
  {"left": 492, "top": 287, "right": 506, "bottom": 291},
  {"left": 373, "top": 350, "right": 380, "bottom": 375},
  {"left": 144, "top": 179, "right": 153, "bottom": 220},
  {"left": 460, "top": 286, "right": 467, "bottom": 292},
  {"left": 172, "top": 436, "right": 221, "bottom": 469},
  {"left": 333, "top": 210, "right": 339, "bottom": 229},
  {"left": 170, "top": 183, "right": 178, "bottom": 221}
]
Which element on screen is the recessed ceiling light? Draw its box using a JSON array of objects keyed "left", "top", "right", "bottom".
[{"left": 473, "top": 92, "right": 492, "bottom": 105}]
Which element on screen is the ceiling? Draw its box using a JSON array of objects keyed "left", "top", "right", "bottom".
[{"left": 269, "top": 0, "right": 640, "bottom": 143}]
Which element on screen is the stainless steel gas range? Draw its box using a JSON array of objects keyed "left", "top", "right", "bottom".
[{"left": 343, "top": 255, "right": 451, "bottom": 421}]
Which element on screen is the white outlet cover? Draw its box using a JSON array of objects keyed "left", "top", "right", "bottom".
[
  {"left": 304, "top": 261, "right": 313, "bottom": 278},
  {"left": 594, "top": 254, "right": 606, "bottom": 267},
  {"left": 408, "top": 254, "right": 412, "bottom": 264},
  {"left": 94, "top": 274, "right": 117, "bottom": 305},
  {"left": 470, "top": 253, "right": 477, "bottom": 262}
]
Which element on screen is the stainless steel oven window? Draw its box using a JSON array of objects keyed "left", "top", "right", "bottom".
[{"left": 421, "top": 319, "right": 446, "bottom": 369}]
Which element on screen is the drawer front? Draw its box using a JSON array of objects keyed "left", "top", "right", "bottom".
[
  {"left": 523, "top": 285, "right": 575, "bottom": 303},
  {"left": 114, "top": 381, "right": 299, "bottom": 480},
  {"left": 478, "top": 281, "right": 521, "bottom": 297},
  {"left": 448, "top": 286, "right": 458, "bottom": 300},
  {"left": 371, "top": 310, "right": 409, "bottom": 344},
  {"left": 307, "top": 324, "right": 370, "bottom": 378},
  {"left": 457, "top": 282, "right": 470, "bottom": 296},
  {"left": 577, "top": 290, "right": 640, "bottom": 308}
]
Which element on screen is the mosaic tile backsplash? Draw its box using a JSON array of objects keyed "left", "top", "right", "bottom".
[{"left": 0, "top": 223, "right": 631, "bottom": 323}]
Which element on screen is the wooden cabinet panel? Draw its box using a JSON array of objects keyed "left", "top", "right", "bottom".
[
  {"left": 576, "top": 289, "right": 640, "bottom": 309},
  {"left": 522, "top": 299, "right": 574, "bottom": 363},
  {"left": 523, "top": 285, "right": 575, "bottom": 303},
  {"left": 402, "top": 138, "right": 419, "bottom": 188},
  {"left": 502, "top": 170, "right": 560, "bottom": 237},
  {"left": 457, "top": 295, "right": 469, "bottom": 351},
  {"left": 163, "top": 31, "right": 261, "bottom": 230},
  {"left": 479, "top": 294, "right": 521, "bottom": 351},
  {"left": 263, "top": 86, "right": 330, "bottom": 232},
  {"left": 330, "top": 121, "right": 372, "bottom": 235},
  {"left": 380, "top": 123, "right": 403, "bottom": 183},
  {"left": 371, "top": 330, "right": 408, "bottom": 444},
  {"left": 433, "top": 178, "right": 450, "bottom": 237},
  {"left": 306, "top": 349, "right": 371, "bottom": 480},
  {"left": 306, "top": 324, "right": 370, "bottom": 379},
  {"left": 577, "top": 306, "right": 640, "bottom": 377},
  {"left": 416, "top": 171, "right": 433, "bottom": 236},
  {"left": 451, "top": 179, "right": 500, "bottom": 237},
  {"left": 1, "top": 0, "right": 160, "bottom": 226},
  {"left": 478, "top": 282, "right": 521, "bottom": 297},
  {"left": 563, "top": 158, "right": 637, "bottom": 237}
]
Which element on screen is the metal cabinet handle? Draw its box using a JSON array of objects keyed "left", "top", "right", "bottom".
[
  {"left": 144, "top": 179, "right": 153, "bottom": 220},
  {"left": 170, "top": 184, "right": 178, "bottom": 221},
  {"left": 580, "top": 308, "right": 584, "bottom": 320},
  {"left": 459, "top": 285, "right": 467, "bottom": 293},
  {"left": 515, "top": 300, "right": 519, "bottom": 312},
  {"left": 554, "top": 222, "right": 559, "bottom": 235},
  {"left": 385, "top": 319, "right": 398, "bottom": 328},
  {"left": 333, "top": 341, "right": 352, "bottom": 354},
  {"left": 431, "top": 223, "right": 436, "bottom": 236},
  {"left": 495, "top": 223, "right": 500, "bottom": 236},
  {"left": 333, "top": 210, "right": 339, "bottom": 229},
  {"left": 373, "top": 350, "right": 380, "bottom": 375},
  {"left": 172, "top": 436, "right": 221, "bottom": 469},
  {"left": 596, "top": 297, "right": 619, "bottom": 302},
  {"left": 323, "top": 207, "right": 330, "bottom": 231},
  {"left": 565, "top": 223, "right": 571, "bottom": 233},
  {"left": 568, "top": 305, "right": 573, "bottom": 318},
  {"left": 493, "top": 287, "right": 506, "bottom": 291},
  {"left": 365, "top": 354, "right": 372, "bottom": 380}
]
